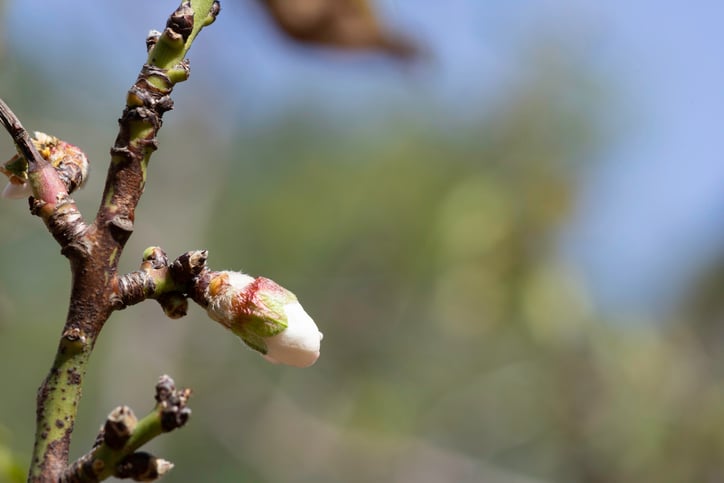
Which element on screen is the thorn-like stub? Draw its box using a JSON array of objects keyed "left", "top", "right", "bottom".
[
  {"left": 108, "top": 215, "right": 134, "bottom": 245},
  {"left": 62, "top": 327, "right": 87, "bottom": 346},
  {"left": 104, "top": 405, "right": 137, "bottom": 450},
  {"left": 166, "top": 1, "right": 195, "bottom": 42}
]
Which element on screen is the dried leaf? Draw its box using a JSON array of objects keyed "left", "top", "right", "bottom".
[{"left": 258, "top": 0, "right": 417, "bottom": 59}]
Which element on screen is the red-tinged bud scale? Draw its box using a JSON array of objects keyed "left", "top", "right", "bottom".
[{"left": 205, "top": 271, "right": 322, "bottom": 367}]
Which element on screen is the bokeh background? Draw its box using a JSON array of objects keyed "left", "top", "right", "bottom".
[{"left": 1, "top": 1, "right": 724, "bottom": 482}]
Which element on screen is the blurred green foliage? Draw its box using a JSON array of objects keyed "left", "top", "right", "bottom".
[
  {"left": 0, "top": 11, "right": 723, "bottom": 483},
  {"left": 0, "top": 425, "right": 24, "bottom": 483}
]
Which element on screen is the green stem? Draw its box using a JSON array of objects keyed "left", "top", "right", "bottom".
[
  {"left": 92, "top": 411, "right": 164, "bottom": 481},
  {"left": 149, "top": 0, "right": 219, "bottom": 70},
  {"left": 29, "top": 332, "right": 93, "bottom": 481},
  {"left": 61, "top": 376, "right": 191, "bottom": 482}
]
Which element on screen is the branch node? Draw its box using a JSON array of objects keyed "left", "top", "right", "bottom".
[
  {"left": 126, "top": 106, "right": 163, "bottom": 132},
  {"left": 108, "top": 215, "right": 134, "bottom": 244},
  {"left": 108, "top": 215, "right": 133, "bottom": 232},
  {"left": 61, "top": 328, "right": 88, "bottom": 355},
  {"left": 60, "top": 238, "right": 92, "bottom": 260},
  {"left": 166, "top": 1, "right": 195, "bottom": 42},
  {"left": 138, "top": 64, "right": 173, "bottom": 93}
]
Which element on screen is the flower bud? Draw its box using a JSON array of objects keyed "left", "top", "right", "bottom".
[
  {"left": 0, "top": 154, "right": 29, "bottom": 198},
  {"left": 1, "top": 131, "right": 89, "bottom": 199},
  {"left": 205, "top": 271, "right": 322, "bottom": 367}
]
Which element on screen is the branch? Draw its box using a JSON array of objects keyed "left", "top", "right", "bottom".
[
  {"left": 117, "top": 246, "right": 323, "bottom": 368},
  {"left": 61, "top": 375, "right": 191, "bottom": 482},
  {"left": 2, "top": 2, "right": 320, "bottom": 481},
  {"left": 115, "top": 247, "right": 208, "bottom": 318},
  {"left": 96, "top": 0, "right": 220, "bottom": 250},
  {"left": 0, "top": 98, "right": 49, "bottom": 171},
  {"left": 21, "top": 2, "right": 220, "bottom": 481}
]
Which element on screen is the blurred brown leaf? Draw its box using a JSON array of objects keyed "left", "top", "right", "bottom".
[{"left": 258, "top": 0, "right": 417, "bottom": 59}]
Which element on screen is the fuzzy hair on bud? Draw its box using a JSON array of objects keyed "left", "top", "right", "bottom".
[{"left": 205, "top": 271, "right": 322, "bottom": 367}]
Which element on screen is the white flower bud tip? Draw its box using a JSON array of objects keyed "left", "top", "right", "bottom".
[{"left": 262, "top": 302, "right": 323, "bottom": 368}]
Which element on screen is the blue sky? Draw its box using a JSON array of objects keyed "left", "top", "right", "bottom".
[
  {"left": 4, "top": 0, "right": 724, "bottom": 314},
  {"left": 566, "top": 1, "right": 724, "bottom": 311}
]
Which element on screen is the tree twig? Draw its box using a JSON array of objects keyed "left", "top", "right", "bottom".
[
  {"left": 61, "top": 375, "right": 191, "bottom": 482},
  {"left": 1, "top": 2, "right": 221, "bottom": 481},
  {"left": 0, "top": 98, "right": 47, "bottom": 169}
]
